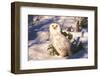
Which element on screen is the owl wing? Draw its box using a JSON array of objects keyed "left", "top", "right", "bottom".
[{"left": 48, "top": 44, "right": 60, "bottom": 56}]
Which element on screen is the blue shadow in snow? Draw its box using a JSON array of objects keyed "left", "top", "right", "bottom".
[{"left": 28, "top": 19, "right": 53, "bottom": 40}]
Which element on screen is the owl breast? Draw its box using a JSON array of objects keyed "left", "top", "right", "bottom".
[{"left": 51, "top": 33, "right": 71, "bottom": 57}]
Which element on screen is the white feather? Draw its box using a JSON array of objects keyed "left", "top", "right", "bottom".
[{"left": 49, "top": 23, "right": 71, "bottom": 57}]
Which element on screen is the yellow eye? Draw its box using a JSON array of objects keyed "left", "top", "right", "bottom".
[
  {"left": 56, "top": 25, "right": 58, "bottom": 27},
  {"left": 52, "top": 25, "right": 54, "bottom": 27}
]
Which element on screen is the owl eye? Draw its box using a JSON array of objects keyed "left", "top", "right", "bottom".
[{"left": 52, "top": 25, "right": 54, "bottom": 27}]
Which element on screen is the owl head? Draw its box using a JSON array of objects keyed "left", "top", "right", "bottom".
[{"left": 49, "top": 23, "right": 61, "bottom": 34}]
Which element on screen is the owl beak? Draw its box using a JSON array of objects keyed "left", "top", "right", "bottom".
[{"left": 53, "top": 25, "right": 57, "bottom": 29}]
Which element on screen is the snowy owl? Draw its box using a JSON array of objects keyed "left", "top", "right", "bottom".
[{"left": 49, "top": 23, "right": 71, "bottom": 57}]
